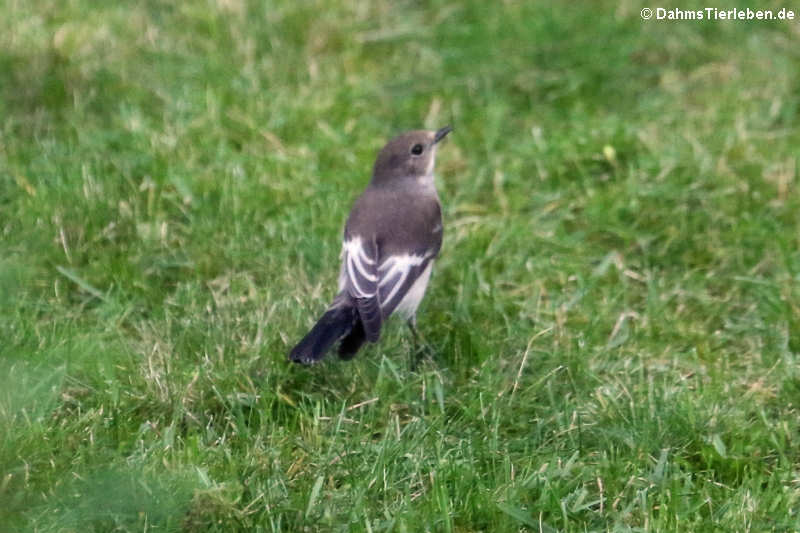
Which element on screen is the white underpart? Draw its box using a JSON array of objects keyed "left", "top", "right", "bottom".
[
  {"left": 425, "top": 146, "right": 437, "bottom": 176},
  {"left": 418, "top": 149, "right": 438, "bottom": 189},
  {"left": 378, "top": 253, "right": 427, "bottom": 309},
  {"left": 393, "top": 261, "right": 433, "bottom": 319},
  {"left": 341, "top": 237, "right": 377, "bottom": 297}
]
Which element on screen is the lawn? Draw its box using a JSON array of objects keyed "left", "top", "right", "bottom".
[{"left": 1, "top": 0, "right": 799, "bottom": 531}]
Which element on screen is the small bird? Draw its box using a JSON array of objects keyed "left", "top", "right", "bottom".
[{"left": 289, "top": 126, "right": 452, "bottom": 364}]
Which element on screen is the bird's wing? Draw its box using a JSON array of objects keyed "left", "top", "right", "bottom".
[
  {"left": 341, "top": 235, "right": 382, "bottom": 341},
  {"left": 342, "top": 187, "right": 443, "bottom": 337},
  {"left": 376, "top": 251, "right": 436, "bottom": 318}
]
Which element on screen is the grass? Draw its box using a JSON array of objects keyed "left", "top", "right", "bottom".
[{"left": 1, "top": 0, "right": 799, "bottom": 530}]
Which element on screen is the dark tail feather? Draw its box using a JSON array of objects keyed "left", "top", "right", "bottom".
[
  {"left": 338, "top": 319, "right": 367, "bottom": 360},
  {"left": 289, "top": 301, "right": 356, "bottom": 364},
  {"left": 354, "top": 297, "right": 382, "bottom": 342}
]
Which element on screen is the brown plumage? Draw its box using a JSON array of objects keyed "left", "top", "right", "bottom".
[{"left": 289, "top": 126, "right": 452, "bottom": 364}]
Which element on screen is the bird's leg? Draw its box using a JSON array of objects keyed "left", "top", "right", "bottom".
[
  {"left": 407, "top": 315, "right": 433, "bottom": 370},
  {"left": 407, "top": 315, "right": 420, "bottom": 343}
]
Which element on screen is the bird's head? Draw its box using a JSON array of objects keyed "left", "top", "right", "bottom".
[{"left": 371, "top": 126, "right": 452, "bottom": 185}]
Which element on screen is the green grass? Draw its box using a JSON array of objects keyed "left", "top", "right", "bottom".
[{"left": 2, "top": 0, "right": 800, "bottom": 530}]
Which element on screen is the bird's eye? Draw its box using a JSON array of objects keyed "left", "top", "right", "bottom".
[{"left": 411, "top": 144, "right": 424, "bottom": 155}]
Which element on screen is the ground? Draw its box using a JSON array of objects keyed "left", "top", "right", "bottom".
[{"left": 1, "top": 1, "right": 799, "bottom": 531}]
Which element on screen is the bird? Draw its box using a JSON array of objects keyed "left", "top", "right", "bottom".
[{"left": 288, "top": 126, "right": 452, "bottom": 364}]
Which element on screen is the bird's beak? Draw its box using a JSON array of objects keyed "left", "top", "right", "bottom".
[{"left": 434, "top": 125, "right": 453, "bottom": 144}]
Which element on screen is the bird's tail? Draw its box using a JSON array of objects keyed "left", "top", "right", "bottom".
[
  {"left": 337, "top": 320, "right": 366, "bottom": 360},
  {"left": 289, "top": 296, "right": 357, "bottom": 364}
]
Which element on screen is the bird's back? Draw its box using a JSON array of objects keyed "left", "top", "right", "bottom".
[{"left": 345, "top": 184, "right": 442, "bottom": 259}]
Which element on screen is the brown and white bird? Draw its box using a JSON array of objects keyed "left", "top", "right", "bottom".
[{"left": 289, "top": 126, "right": 452, "bottom": 364}]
